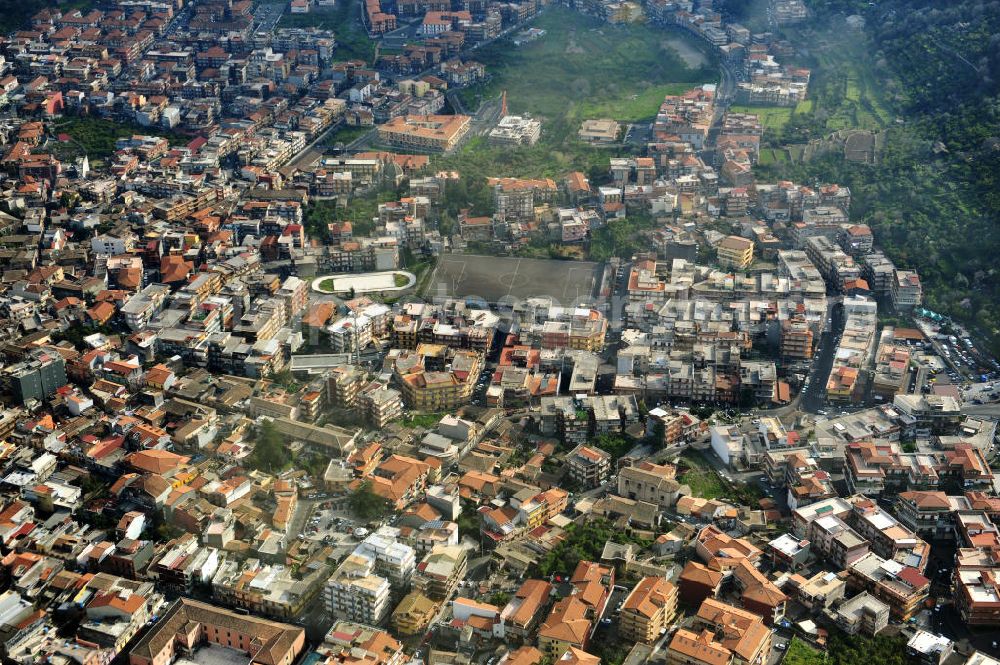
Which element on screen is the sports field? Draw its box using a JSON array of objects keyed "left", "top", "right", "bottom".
[{"left": 429, "top": 255, "right": 603, "bottom": 304}]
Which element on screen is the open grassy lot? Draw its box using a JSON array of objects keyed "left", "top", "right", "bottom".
[
  {"left": 439, "top": 7, "right": 715, "bottom": 179},
  {"left": 461, "top": 8, "right": 715, "bottom": 124},
  {"left": 780, "top": 27, "right": 893, "bottom": 135},
  {"left": 677, "top": 451, "right": 725, "bottom": 500},
  {"left": 52, "top": 117, "right": 185, "bottom": 162},
  {"left": 730, "top": 105, "right": 794, "bottom": 130},
  {"left": 278, "top": 1, "right": 375, "bottom": 62}
]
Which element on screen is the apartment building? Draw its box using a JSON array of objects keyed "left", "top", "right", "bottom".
[
  {"left": 790, "top": 570, "right": 845, "bottom": 612},
  {"left": 807, "top": 514, "right": 870, "bottom": 570},
  {"left": 325, "top": 552, "right": 393, "bottom": 625},
  {"left": 896, "top": 491, "right": 970, "bottom": 540},
  {"left": 781, "top": 318, "right": 814, "bottom": 361},
  {"left": 377, "top": 114, "right": 471, "bottom": 152},
  {"left": 356, "top": 530, "right": 416, "bottom": 591},
  {"left": 891, "top": 269, "right": 923, "bottom": 311},
  {"left": 565, "top": 444, "right": 612, "bottom": 489},
  {"left": 489, "top": 115, "right": 542, "bottom": 146},
  {"left": 677, "top": 561, "right": 724, "bottom": 607},
  {"left": 667, "top": 598, "right": 770, "bottom": 665},
  {"left": 849, "top": 498, "right": 930, "bottom": 572},
  {"left": 954, "top": 548, "right": 1000, "bottom": 626},
  {"left": 391, "top": 591, "right": 438, "bottom": 636},
  {"left": 717, "top": 235, "right": 754, "bottom": 269},
  {"left": 538, "top": 596, "right": 592, "bottom": 658},
  {"left": 847, "top": 552, "right": 929, "bottom": 620},
  {"left": 393, "top": 346, "right": 483, "bottom": 410},
  {"left": 487, "top": 176, "right": 559, "bottom": 221},
  {"left": 619, "top": 576, "right": 678, "bottom": 644},
  {"left": 498, "top": 579, "right": 553, "bottom": 643},
  {"left": 1, "top": 347, "right": 68, "bottom": 405},
  {"left": 835, "top": 591, "right": 890, "bottom": 636},
  {"left": 414, "top": 544, "right": 467, "bottom": 601}
]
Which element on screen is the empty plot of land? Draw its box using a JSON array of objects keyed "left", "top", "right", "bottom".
[
  {"left": 431, "top": 255, "right": 603, "bottom": 304},
  {"left": 662, "top": 37, "right": 708, "bottom": 68}
]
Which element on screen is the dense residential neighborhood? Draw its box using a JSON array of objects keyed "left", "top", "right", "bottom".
[{"left": 0, "top": 2, "right": 996, "bottom": 665}]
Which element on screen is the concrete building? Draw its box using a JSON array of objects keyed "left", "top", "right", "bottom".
[
  {"left": 619, "top": 576, "right": 678, "bottom": 644},
  {"left": 835, "top": 591, "right": 890, "bottom": 636},
  {"left": 717, "top": 235, "right": 754, "bottom": 269}
]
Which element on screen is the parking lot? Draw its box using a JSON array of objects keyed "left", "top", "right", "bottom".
[{"left": 297, "top": 496, "right": 366, "bottom": 550}]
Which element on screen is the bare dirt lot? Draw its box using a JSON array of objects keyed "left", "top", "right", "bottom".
[{"left": 429, "top": 254, "right": 604, "bottom": 305}]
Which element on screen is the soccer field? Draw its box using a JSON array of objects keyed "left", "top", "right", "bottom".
[{"left": 429, "top": 255, "right": 604, "bottom": 305}]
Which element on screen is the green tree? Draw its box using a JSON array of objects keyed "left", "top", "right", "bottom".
[
  {"left": 782, "top": 639, "right": 825, "bottom": 665},
  {"left": 349, "top": 481, "right": 392, "bottom": 520},
  {"left": 489, "top": 591, "right": 511, "bottom": 606},
  {"left": 594, "top": 433, "right": 634, "bottom": 461},
  {"left": 249, "top": 420, "right": 288, "bottom": 473}
]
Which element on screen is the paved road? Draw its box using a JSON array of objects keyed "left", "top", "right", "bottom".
[{"left": 799, "top": 300, "right": 845, "bottom": 413}]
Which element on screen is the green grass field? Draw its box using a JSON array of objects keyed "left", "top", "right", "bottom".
[
  {"left": 678, "top": 451, "right": 726, "bottom": 499},
  {"left": 730, "top": 105, "right": 794, "bottom": 130},
  {"left": 53, "top": 117, "right": 185, "bottom": 161},
  {"left": 758, "top": 148, "right": 790, "bottom": 165},
  {"left": 460, "top": 7, "right": 715, "bottom": 124},
  {"left": 278, "top": 2, "right": 375, "bottom": 62},
  {"left": 440, "top": 7, "right": 715, "bottom": 179}
]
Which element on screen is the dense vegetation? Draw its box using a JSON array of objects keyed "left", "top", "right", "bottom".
[
  {"left": 0, "top": 0, "right": 90, "bottom": 33},
  {"left": 535, "top": 518, "right": 650, "bottom": 577},
  {"left": 54, "top": 117, "right": 185, "bottom": 160},
  {"left": 742, "top": 1, "right": 1000, "bottom": 354},
  {"left": 349, "top": 480, "right": 393, "bottom": 520},
  {"left": 277, "top": 0, "right": 375, "bottom": 63},
  {"left": 249, "top": 420, "right": 289, "bottom": 473},
  {"left": 779, "top": 632, "right": 909, "bottom": 665}
]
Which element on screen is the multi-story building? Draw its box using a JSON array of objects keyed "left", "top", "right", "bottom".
[
  {"left": 717, "top": 235, "right": 754, "bottom": 269},
  {"left": 954, "top": 548, "right": 1000, "bottom": 626},
  {"left": 835, "top": 591, "right": 890, "bottom": 636},
  {"left": 1, "top": 347, "right": 67, "bottom": 405},
  {"left": 847, "top": 552, "right": 929, "bottom": 621},
  {"left": 324, "top": 552, "right": 393, "bottom": 625},
  {"left": 781, "top": 318, "right": 813, "bottom": 361},
  {"left": 391, "top": 591, "right": 438, "bottom": 636},
  {"left": 896, "top": 491, "right": 970, "bottom": 540},
  {"left": 498, "top": 579, "right": 553, "bottom": 643},
  {"left": 489, "top": 115, "right": 542, "bottom": 146},
  {"left": 891, "top": 269, "right": 923, "bottom": 311},
  {"left": 356, "top": 529, "right": 416, "bottom": 592},
  {"left": 617, "top": 461, "right": 681, "bottom": 509},
  {"left": 413, "top": 545, "right": 466, "bottom": 601},
  {"left": 619, "top": 576, "right": 678, "bottom": 644},
  {"left": 488, "top": 176, "right": 559, "bottom": 221},
  {"left": 806, "top": 514, "right": 870, "bottom": 570},
  {"left": 377, "top": 114, "right": 471, "bottom": 152},
  {"left": 393, "top": 345, "right": 483, "bottom": 410},
  {"left": 667, "top": 598, "right": 771, "bottom": 665},
  {"left": 565, "top": 444, "right": 612, "bottom": 489},
  {"left": 127, "top": 599, "right": 306, "bottom": 665},
  {"left": 211, "top": 558, "right": 324, "bottom": 620},
  {"left": 538, "top": 596, "right": 592, "bottom": 658}
]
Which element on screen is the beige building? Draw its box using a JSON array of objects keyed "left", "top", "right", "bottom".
[
  {"left": 619, "top": 576, "right": 678, "bottom": 644},
  {"left": 391, "top": 591, "right": 438, "bottom": 636},
  {"left": 578, "top": 119, "right": 620, "bottom": 144},
  {"left": 414, "top": 545, "right": 467, "bottom": 600},
  {"left": 617, "top": 461, "right": 681, "bottom": 509},
  {"left": 717, "top": 236, "right": 754, "bottom": 269},
  {"left": 378, "top": 114, "right": 471, "bottom": 152}
]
